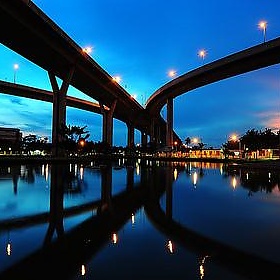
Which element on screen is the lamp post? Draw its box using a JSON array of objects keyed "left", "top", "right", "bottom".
[
  {"left": 112, "top": 76, "right": 121, "bottom": 83},
  {"left": 192, "top": 137, "right": 198, "bottom": 145},
  {"left": 168, "top": 69, "right": 177, "bottom": 78},
  {"left": 82, "top": 46, "right": 93, "bottom": 54},
  {"left": 258, "top": 20, "right": 267, "bottom": 43},
  {"left": 230, "top": 134, "right": 241, "bottom": 158},
  {"left": 13, "top": 63, "right": 19, "bottom": 83},
  {"left": 198, "top": 49, "right": 206, "bottom": 65},
  {"left": 174, "top": 141, "right": 178, "bottom": 152},
  {"left": 192, "top": 137, "right": 203, "bottom": 158}
]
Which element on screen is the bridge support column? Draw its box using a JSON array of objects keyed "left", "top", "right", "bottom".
[
  {"left": 141, "top": 131, "right": 147, "bottom": 147},
  {"left": 150, "top": 118, "right": 163, "bottom": 148},
  {"left": 100, "top": 100, "right": 117, "bottom": 147},
  {"left": 49, "top": 67, "right": 75, "bottom": 157},
  {"left": 156, "top": 125, "right": 162, "bottom": 146},
  {"left": 166, "top": 98, "right": 173, "bottom": 148},
  {"left": 127, "top": 123, "right": 135, "bottom": 148},
  {"left": 101, "top": 105, "right": 108, "bottom": 144},
  {"left": 150, "top": 118, "right": 156, "bottom": 144}
]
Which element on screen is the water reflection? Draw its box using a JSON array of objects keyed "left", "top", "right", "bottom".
[
  {"left": 222, "top": 164, "right": 280, "bottom": 195},
  {"left": 44, "top": 164, "right": 66, "bottom": 244},
  {"left": 0, "top": 160, "right": 279, "bottom": 279},
  {"left": 145, "top": 167, "right": 280, "bottom": 280},
  {"left": 199, "top": 255, "right": 209, "bottom": 279},
  {"left": 0, "top": 160, "right": 147, "bottom": 279}
]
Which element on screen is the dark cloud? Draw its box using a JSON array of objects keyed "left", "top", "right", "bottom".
[{"left": 10, "top": 97, "right": 25, "bottom": 106}]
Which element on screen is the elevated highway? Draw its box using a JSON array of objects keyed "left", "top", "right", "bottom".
[
  {"left": 146, "top": 36, "right": 280, "bottom": 115},
  {"left": 3, "top": 1, "right": 278, "bottom": 149},
  {"left": 0, "top": 80, "right": 181, "bottom": 146},
  {"left": 0, "top": 0, "right": 148, "bottom": 129},
  {"left": 145, "top": 37, "right": 280, "bottom": 146},
  {"left": 0, "top": 0, "right": 180, "bottom": 148},
  {"left": 0, "top": 80, "right": 108, "bottom": 116}
]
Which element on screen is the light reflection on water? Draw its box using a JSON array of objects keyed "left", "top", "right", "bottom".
[
  {"left": 0, "top": 159, "right": 279, "bottom": 279},
  {"left": 160, "top": 161, "right": 280, "bottom": 264}
]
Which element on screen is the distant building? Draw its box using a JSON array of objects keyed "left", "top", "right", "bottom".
[{"left": 0, "top": 127, "right": 22, "bottom": 154}]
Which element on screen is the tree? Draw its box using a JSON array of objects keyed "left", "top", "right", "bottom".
[
  {"left": 240, "top": 128, "right": 279, "bottom": 151},
  {"left": 59, "top": 124, "right": 90, "bottom": 155},
  {"left": 21, "top": 134, "right": 50, "bottom": 155},
  {"left": 221, "top": 143, "right": 235, "bottom": 159},
  {"left": 60, "top": 124, "right": 89, "bottom": 142},
  {"left": 185, "top": 137, "right": 191, "bottom": 147}
]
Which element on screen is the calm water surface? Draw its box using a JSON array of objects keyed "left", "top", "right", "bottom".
[{"left": 0, "top": 159, "right": 279, "bottom": 279}]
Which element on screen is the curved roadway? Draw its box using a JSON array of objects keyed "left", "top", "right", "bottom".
[{"left": 146, "top": 37, "right": 280, "bottom": 116}]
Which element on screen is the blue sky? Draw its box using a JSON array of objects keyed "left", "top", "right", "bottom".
[{"left": 0, "top": 0, "right": 280, "bottom": 148}]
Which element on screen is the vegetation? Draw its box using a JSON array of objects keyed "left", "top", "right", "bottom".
[
  {"left": 59, "top": 124, "right": 90, "bottom": 155},
  {"left": 220, "top": 128, "right": 280, "bottom": 158},
  {"left": 2, "top": 124, "right": 279, "bottom": 159},
  {"left": 21, "top": 134, "right": 51, "bottom": 155},
  {"left": 240, "top": 128, "right": 279, "bottom": 151}
]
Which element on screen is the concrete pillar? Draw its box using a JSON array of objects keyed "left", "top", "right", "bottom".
[
  {"left": 141, "top": 131, "right": 147, "bottom": 147},
  {"left": 150, "top": 118, "right": 155, "bottom": 144},
  {"left": 100, "top": 100, "right": 117, "bottom": 147},
  {"left": 49, "top": 67, "right": 75, "bottom": 156},
  {"left": 127, "top": 123, "right": 135, "bottom": 148},
  {"left": 166, "top": 98, "right": 173, "bottom": 147},
  {"left": 156, "top": 125, "right": 162, "bottom": 145},
  {"left": 100, "top": 105, "right": 108, "bottom": 144}
]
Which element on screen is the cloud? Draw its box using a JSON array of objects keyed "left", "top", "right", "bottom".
[
  {"left": 256, "top": 110, "right": 280, "bottom": 131},
  {"left": 10, "top": 97, "right": 25, "bottom": 106}
]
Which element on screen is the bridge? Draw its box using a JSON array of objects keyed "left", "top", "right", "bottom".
[
  {"left": 145, "top": 37, "right": 280, "bottom": 146},
  {"left": 0, "top": 80, "right": 180, "bottom": 148},
  {"left": 0, "top": 0, "right": 174, "bottom": 154},
  {"left": 1, "top": 0, "right": 280, "bottom": 153},
  {"left": 0, "top": 80, "right": 108, "bottom": 114}
]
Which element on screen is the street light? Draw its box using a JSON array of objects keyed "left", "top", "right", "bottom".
[
  {"left": 230, "top": 133, "right": 242, "bottom": 157},
  {"left": 192, "top": 137, "right": 199, "bottom": 145},
  {"left": 112, "top": 76, "right": 121, "bottom": 83},
  {"left": 82, "top": 46, "right": 93, "bottom": 55},
  {"left": 174, "top": 141, "right": 178, "bottom": 151},
  {"left": 168, "top": 69, "right": 177, "bottom": 78},
  {"left": 258, "top": 20, "right": 267, "bottom": 43},
  {"left": 13, "top": 63, "right": 19, "bottom": 83},
  {"left": 198, "top": 49, "right": 206, "bottom": 65},
  {"left": 79, "top": 138, "right": 85, "bottom": 148},
  {"left": 230, "top": 134, "right": 238, "bottom": 142}
]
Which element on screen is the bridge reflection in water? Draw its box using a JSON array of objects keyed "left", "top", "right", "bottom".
[{"left": 0, "top": 159, "right": 279, "bottom": 279}]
